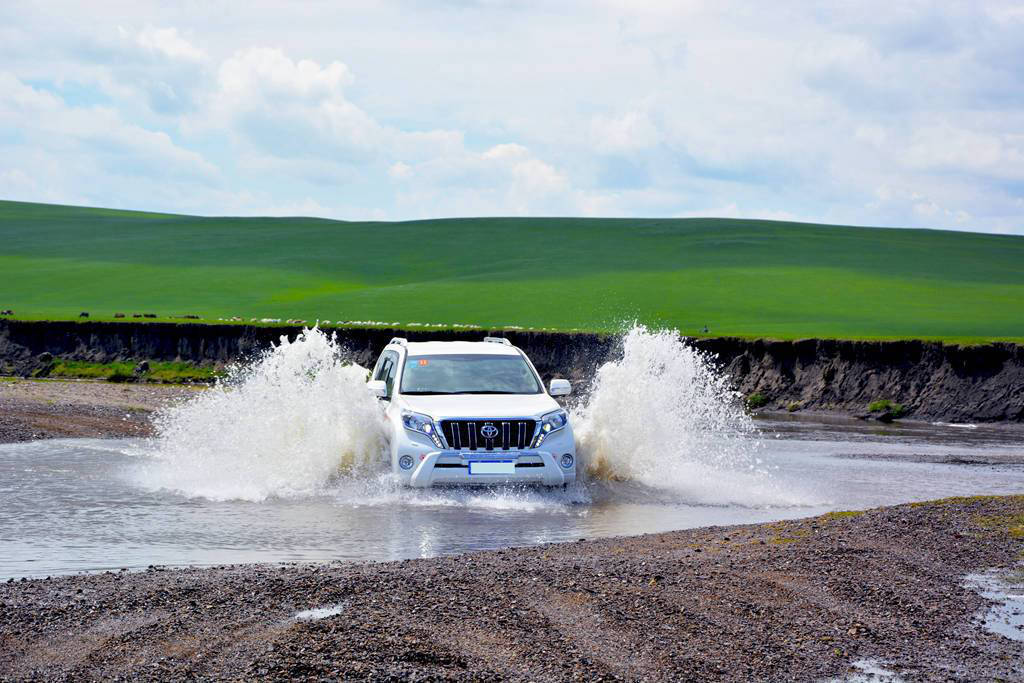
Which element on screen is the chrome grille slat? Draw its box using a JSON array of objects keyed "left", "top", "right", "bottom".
[{"left": 441, "top": 419, "right": 539, "bottom": 452}]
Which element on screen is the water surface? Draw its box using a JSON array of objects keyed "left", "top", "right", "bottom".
[{"left": 2, "top": 417, "right": 1022, "bottom": 580}]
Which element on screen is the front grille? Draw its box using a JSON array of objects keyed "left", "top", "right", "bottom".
[{"left": 440, "top": 419, "right": 537, "bottom": 451}]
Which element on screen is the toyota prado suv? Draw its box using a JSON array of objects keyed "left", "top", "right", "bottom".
[{"left": 367, "top": 337, "right": 576, "bottom": 487}]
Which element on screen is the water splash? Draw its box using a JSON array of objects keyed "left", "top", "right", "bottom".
[
  {"left": 571, "top": 325, "right": 798, "bottom": 506},
  {"left": 133, "top": 327, "right": 387, "bottom": 501},
  {"left": 132, "top": 324, "right": 797, "bottom": 507}
]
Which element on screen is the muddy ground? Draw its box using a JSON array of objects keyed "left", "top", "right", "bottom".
[
  {"left": 1, "top": 496, "right": 1022, "bottom": 681},
  {"left": 0, "top": 379, "right": 197, "bottom": 443}
]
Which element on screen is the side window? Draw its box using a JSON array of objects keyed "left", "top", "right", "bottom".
[
  {"left": 374, "top": 356, "right": 391, "bottom": 381},
  {"left": 373, "top": 350, "right": 400, "bottom": 399},
  {"left": 384, "top": 356, "right": 399, "bottom": 398}
]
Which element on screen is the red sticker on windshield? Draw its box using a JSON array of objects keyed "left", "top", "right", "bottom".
[{"left": 418, "top": 359, "right": 429, "bottom": 366}]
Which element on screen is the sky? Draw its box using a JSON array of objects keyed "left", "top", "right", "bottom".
[{"left": 1, "top": 1, "right": 1023, "bottom": 233}]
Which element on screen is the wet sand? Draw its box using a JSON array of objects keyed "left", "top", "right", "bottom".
[
  {"left": 0, "top": 379, "right": 198, "bottom": 443},
  {"left": 1, "top": 496, "right": 1022, "bottom": 681}
]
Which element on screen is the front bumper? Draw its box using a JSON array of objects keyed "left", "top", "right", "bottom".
[{"left": 406, "top": 450, "right": 575, "bottom": 488}]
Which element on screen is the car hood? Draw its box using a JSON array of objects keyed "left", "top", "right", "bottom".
[{"left": 399, "top": 393, "right": 562, "bottom": 420}]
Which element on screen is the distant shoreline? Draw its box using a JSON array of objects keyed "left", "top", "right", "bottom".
[{"left": 3, "top": 319, "right": 1022, "bottom": 423}]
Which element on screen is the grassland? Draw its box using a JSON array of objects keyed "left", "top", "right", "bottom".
[
  {"left": 1, "top": 200, "right": 1023, "bottom": 341},
  {"left": 42, "top": 360, "right": 218, "bottom": 383}
]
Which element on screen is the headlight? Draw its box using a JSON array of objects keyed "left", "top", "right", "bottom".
[
  {"left": 401, "top": 410, "right": 443, "bottom": 448},
  {"left": 533, "top": 409, "right": 568, "bottom": 448}
]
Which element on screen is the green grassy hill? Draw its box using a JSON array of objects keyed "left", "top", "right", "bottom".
[{"left": 1, "top": 200, "right": 1022, "bottom": 341}]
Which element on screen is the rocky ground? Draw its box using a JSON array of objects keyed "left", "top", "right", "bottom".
[
  {"left": 1, "top": 496, "right": 1022, "bottom": 681},
  {"left": 0, "top": 378, "right": 198, "bottom": 443}
]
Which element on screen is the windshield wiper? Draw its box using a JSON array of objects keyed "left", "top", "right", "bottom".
[
  {"left": 401, "top": 391, "right": 457, "bottom": 395},
  {"left": 449, "top": 390, "right": 520, "bottom": 394},
  {"left": 401, "top": 390, "right": 523, "bottom": 395}
]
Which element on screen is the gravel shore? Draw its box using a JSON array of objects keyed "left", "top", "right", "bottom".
[
  {"left": 0, "top": 379, "right": 197, "bottom": 443},
  {"left": 1, "top": 496, "right": 1022, "bottom": 681}
]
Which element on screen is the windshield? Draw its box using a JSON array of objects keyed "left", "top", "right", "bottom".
[{"left": 400, "top": 354, "right": 542, "bottom": 395}]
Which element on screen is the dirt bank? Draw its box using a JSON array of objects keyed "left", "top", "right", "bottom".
[
  {"left": 0, "top": 379, "right": 196, "bottom": 443},
  {"left": 2, "top": 320, "right": 1022, "bottom": 422},
  {"left": 696, "top": 337, "right": 1024, "bottom": 423},
  {"left": 1, "top": 496, "right": 1022, "bottom": 681}
]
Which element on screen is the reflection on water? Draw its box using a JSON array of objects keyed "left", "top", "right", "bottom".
[
  {"left": 966, "top": 570, "right": 1024, "bottom": 642},
  {"left": 1, "top": 418, "right": 1022, "bottom": 580}
]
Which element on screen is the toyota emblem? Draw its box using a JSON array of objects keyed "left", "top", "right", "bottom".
[{"left": 480, "top": 423, "right": 499, "bottom": 439}]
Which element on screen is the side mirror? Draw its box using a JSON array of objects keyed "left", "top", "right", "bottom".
[
  {"left": 367, "top": 380, "right": 388, "bottom": 399},
  {"left": 549, "top": 379, "right": 572, "bottom": 396}
]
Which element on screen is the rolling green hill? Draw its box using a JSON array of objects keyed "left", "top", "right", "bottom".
[{"left": 1, "top": 200, "right": 1022, "bottom": 341}]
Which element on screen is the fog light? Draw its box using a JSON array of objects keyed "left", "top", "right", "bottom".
[
  {"left": 399, "top": 455, "right": 414, "bottom": 470},
  {"left": 560, "top": 454, "right": 574, "bottom": 469}
]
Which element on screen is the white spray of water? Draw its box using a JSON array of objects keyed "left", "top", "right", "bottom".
[
  {"left": 131, "top": 324, "right": 804, "bottom": 507},
  {"left": 133, "top": 327, "right": 387, "bottom": 501},
  {"left": 572, "top": 325, "right": 803, "bottom": 506}
]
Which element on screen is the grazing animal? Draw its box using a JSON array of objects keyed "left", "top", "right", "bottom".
[
  {"left": 79, "top": 312, "right": 89, "bottom": 318},
  {"left": 0, "top": 309, "right": 11, "bottom": 315},
  {"left": 143, "top": 313, "right": 157, "bottom": 318},
  {"left": 114, "top": 313, "right": 125, "bottom": 318}
]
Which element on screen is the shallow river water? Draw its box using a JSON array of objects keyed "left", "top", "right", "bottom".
[{"left": 2, "top": 416, "right": 1022, "bottom": 580}]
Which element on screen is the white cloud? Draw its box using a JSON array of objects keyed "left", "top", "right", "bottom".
[
  {"left": 389, "top": 143, "right": 573, "bottom": 217},
  {"left": 0, "top": 2, "right": 1022, "bottom": 232},
  {"left": 674, "top": 203, "right": 799, "bottom": 222},
  {"left": 0, "top": 73, "right": 216, "bottom": 179},
  {"left": 218, "top": 47, "right": 352, "bottom": 101},
  {"left": 388, "top": 161, "right": 412, "bottom": 179},
  {"left": 590, "top": 107, "right": 660, "bottom": 153},
  {"left": 207, "top": 47, "right": 380, "bottom": 160},
  {"left": 133, "top": 26, "right": 205, "bottom": 62},
  {"left": 0, "top": 72, "right": 220, "bottom": 212},
  {"left": 904, "top": 124, "right": 1024, "bottom": 179}
]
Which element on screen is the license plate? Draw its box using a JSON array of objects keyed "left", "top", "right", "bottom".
[{"left": 468, "top": 461, "right": 515, "bottom": 475}]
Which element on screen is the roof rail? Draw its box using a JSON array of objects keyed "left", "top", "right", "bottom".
[
  {"left": 389, "top": 337, "right": 408, "bottom": 346},
  {"left": 483, "top": 336, "right": 512, "bottom": 345}
]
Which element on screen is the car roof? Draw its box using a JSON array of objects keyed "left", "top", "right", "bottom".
[{"left": 400, "top": 340, "right": 521, "bottom": 356}]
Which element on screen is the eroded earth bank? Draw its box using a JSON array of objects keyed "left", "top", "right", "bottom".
[{"left": 2, "top": 320, "right": 1022, "bottom": 424}]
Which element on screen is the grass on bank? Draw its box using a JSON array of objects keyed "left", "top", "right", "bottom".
[
  {"left": 746, "top": 392, "right": 770, "bottom": 410},
  {"left": 41, "top": 360, "right": 218, "bottom": 384},
  {"left": 2, "top": 200, "right": 1024, "bottom": 342},
  {"left": 867, "top": 399, "right": 906, "bottom": 417},
  {"left": 974, "top": 511, "right": 1024, "bottom": 539}
]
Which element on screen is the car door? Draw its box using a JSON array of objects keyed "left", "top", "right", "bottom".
[{"left": 371, "top": 349, "right": 401, "bottom": 457}]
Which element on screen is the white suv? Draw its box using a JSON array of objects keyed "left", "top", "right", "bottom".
[{"left": 367, "top": 337, "right": 576, "bottom": 487}]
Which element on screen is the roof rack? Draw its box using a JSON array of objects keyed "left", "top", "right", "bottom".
[
  {"left": 483, "top": 336, "right": 512, "bottom": 345},
  {"left": 389, "top": 337, "right": 408, "bottom": 346}
]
